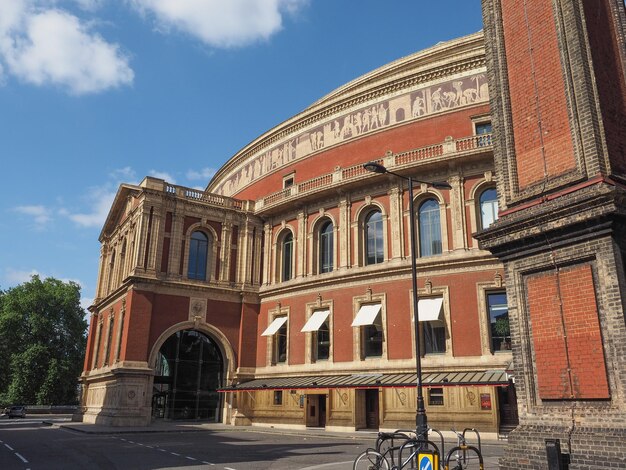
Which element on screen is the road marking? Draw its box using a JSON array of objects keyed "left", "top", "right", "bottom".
[
  {"left": 145, "top": 445, "right": 153, "bottom": 449},
  {"left": 225, "top": 467, "right": 237, "bottom": 470},
  {"left": 185, "top": 456, "right": 196, "bottom": 461},
  {"left": 299, "top": 461, "right": 356, "bottom": 470},
  {"left": 158, "top": 448, "right": 167, "bottom": 452},
  {"left": 15, "top": 453, "right": 28, "bottom": 463},
  {"left": 201, "top": 461, "right": 214, "bottom": 465},
  {"left": 170, "top": 452, "right": 180, "bottom": 456},
  {"left": 4, "top": 443, "right": 14, "bottom": 451}
]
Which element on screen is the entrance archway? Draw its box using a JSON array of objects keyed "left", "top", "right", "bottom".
[{"left": 152, "top": 329, "right": 224, "bottom": 421}]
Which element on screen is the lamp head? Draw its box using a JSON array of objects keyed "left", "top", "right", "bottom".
[
  {"left": 363, "top": 162, "right": 387, "bottom": 174},
  {"left": 430, "top": 181, "right": 452, "bottom": 190}
]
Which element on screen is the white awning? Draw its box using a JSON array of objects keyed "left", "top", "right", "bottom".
[
  {"left": 417, "top": 297, "right": 443, "bottom": 322},
  {"left": 261, "top": 316, "right": 288, "bottom": 336},
  {"left": 301, "top": 309, "right": 330, "bottom": 332},
  {"left": 351, "top": 304, "right": 382, "bottom": 327}
]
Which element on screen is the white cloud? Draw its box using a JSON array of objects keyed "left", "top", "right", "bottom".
[
  {"left": 129, "top": 0, "right": 307, "bottom": 48},
  {"left": 14, "top": 204, "right": 52, "bottom": 228},
  {"left": 66, "top": 185, "right": 116, "bottom": 228},
  {"left": 71, "top": 0, "right": 104, "bottom": 11},
  {"left": 61, "top": 166, "right": 139, "bottom": 228},
  {"left": 110, "top": 166, "right": 137, "bottom": 181},
  {"left": 0, "top": 0, "right": 134, "bottom": 94},
  {"left": 4, "top": 268, "right": 41, "bottom": 285},
  {"left": 148, "top": 169, "right": 175, "bottom": 183},
  {"left": 186, "top": 167, "right": 216, "bottom": 181}
]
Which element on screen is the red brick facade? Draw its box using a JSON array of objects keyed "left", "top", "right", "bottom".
[{"left": 80, "top": 33, "right": 513, "bottom": 433}]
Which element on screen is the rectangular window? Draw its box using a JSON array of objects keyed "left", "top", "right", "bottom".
[
  {"left": 363, "top": 321, "right": 383, "bottom": 358},
  {"left": 352, "top": 303, "right": 384, "bottom": 359},
  {"left": 274, "top": 320, "right": 288, "bottom": 364},
  {"left": 273, "top": 390, "right": 283, "bottom": 405},
  {"left": 428, "top": 388, "right": 444, "bottom": 406},
  {"left": 487, "top": 291, "right": 510, "bottom": 352},
  {"left": 475, "top": 121, "right": 492, "bottom": 147},
  {"left": 424, "top": 321, "right": 446, "bottom": 354},
  {"left": 314, "top": 320, "right": 330, "bottom": 361}
]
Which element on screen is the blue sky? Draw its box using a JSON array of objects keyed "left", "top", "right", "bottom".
[{"left": 0, "top": 0, "right": 483, "bottom": 309}]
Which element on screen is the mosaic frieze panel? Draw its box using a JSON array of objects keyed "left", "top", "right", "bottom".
[{"left": 215, "top": 73, "right": 488, "bottom": 197}]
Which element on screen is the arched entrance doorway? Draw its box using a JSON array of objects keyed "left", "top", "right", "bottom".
[{"left": 152, "top": 329, "right": 224, "bottom": 421}]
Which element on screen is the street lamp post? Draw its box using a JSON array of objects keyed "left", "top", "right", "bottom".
[{"left": 363, "top": 160, "right": 451, "bottom": 447}]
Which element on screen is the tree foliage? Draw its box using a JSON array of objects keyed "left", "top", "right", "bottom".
[{"left": 0, "top": 275, "right": 87, "bottom": 405}]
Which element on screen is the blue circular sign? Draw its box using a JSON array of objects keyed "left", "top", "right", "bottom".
[{"left": 419, "top": 455, "right": 433, "bottom": 470}]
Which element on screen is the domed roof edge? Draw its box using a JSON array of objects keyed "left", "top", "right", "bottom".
[
  {"left": 207, "top": 31, "right": 485, "bottom": 194},
  {"left": 305, "top": 31, "right": 485, "bottom": 111}
]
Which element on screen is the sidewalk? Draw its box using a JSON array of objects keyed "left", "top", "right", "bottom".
[{"left": 49, "top": 417, "right": 505, "bottom": 444}]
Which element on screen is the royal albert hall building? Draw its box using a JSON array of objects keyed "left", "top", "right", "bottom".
[{"left": 79, "top": 32, "right": 518, "bottom": 434}]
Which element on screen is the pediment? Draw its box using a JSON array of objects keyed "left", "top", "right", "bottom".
[{"left": 99, "top": 183, "right": 141, "bottom": 240}]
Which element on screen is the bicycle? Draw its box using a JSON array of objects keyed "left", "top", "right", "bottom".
[
  {"left": 443, "top": 428, "right": 484, "bottom": 470},
  {"left": 353, "top": 428, "right": 444, "bottom": 470}
]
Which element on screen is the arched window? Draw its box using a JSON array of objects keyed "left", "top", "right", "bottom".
[
  {"left": 479, "top": 188, "right": 498, "bottom": 230},
  {"left": 418, "top": 199, "right": 442, "bottom": 257},
  {"left": 188, "top": 231, "right": 209, "bottom": 280},
  {"left": 365, "top": 210, "right": 384, "bottom": 265},
  {"left": 281, "top": 232, "right": 294, "bottom": 281},
  {"left": 319, "top": 221, "right": 334, "bottom": 273}
]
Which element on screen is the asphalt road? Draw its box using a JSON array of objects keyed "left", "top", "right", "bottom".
[{"left": 0, "top": 417, "right": 504, "bottom": 469}]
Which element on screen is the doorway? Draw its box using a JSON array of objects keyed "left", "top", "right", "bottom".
[
  {"left": 498, "top": 381, "right": 519, "bottom": 434},
  {"left": 365, "top": 389, "right": 379, "bottom": 429},
  {"left": 306, "top": 394, "right": 327, "bottom": 427},
  {"left": 152, "top": 329, "right": 224, "bottom": 421}
]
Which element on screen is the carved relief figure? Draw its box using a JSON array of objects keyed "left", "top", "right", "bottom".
[{"left": 216, "top": 73, "right": 488, "bottom": 196}]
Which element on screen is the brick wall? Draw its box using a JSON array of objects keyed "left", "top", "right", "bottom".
[
  {"left": 582, "top": 0, "right": 626, "bottom": 175},
  {"left": 501, "top": 0, "right": 576, "bottom": 190},
  {"left": 526, "top": 264, "right": 609, "bottom": 400}
]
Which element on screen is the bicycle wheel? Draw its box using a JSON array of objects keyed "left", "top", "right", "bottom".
[{"left": 353, "top": 449, "right": 390, "bottom": 470}]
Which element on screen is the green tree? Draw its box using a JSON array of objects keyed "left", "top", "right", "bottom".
[{"left": 0, "top": 275, "right": 87, "bottom": 405}]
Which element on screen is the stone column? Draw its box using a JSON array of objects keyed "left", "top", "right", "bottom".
[
  {"left": 296, "top": 211, "right": 307, "bottom": 278},
  {"left": 168, "top": 213, "right": 184, "bottom": 278},
  {"left": 263, "top": 223, "right": 272, "bottom": 285},
  {"left": 239, "top": 218, "right": 255, "bottom": 286},
  {"left": 252, "top": 224, "right": 263, "bottom": 286},
  {"left": 219, "top": 221, "right": 233, "bottom": 283},
  {"left": 448, "top": 174, "right": 467, "bottom": 251},
  {"left": 91, "top": 315, "right": 103, "bottom": 370},
  {"left": 338, "top": 198, "right": 351, "bottom": 269},
  {"left": 388, "top": 185, "right": 404, "bottom": 259}
]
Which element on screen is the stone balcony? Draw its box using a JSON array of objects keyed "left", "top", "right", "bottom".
[{"left": 255, "top": 133, "right": 493, "bottom": 214}]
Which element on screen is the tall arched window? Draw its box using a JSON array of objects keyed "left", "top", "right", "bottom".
[
  {"left": 418, "top": 199, "right": 442, "bottom": 257},
  {"left": 319, "top": 221, "right": 333, "bottom": 273},
  {"left": 281, "top": 232, "right": 294, "bottom": 281},
  {"left": 188, "top": 231, "right": 209, "bottom": 280},
  {"left": 479, "top": 188, "right": 498, "bottom": 230},
  {"left": 365, "top": 210, "right": 384, "bottom": 265}
]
